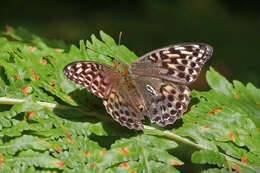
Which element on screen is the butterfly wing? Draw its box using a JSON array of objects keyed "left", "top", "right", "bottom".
[
  {"left": 64, "top": 61, "right": 144, "bottom": 130},
  {"left": 131, "top": 43, "right": 212, "bottom": 127},
  {"left": 103, "top": 89, "right": 144, "bottom": 130},
  {"left": 134, "top": 77, "right": 190, "bottom": 127},
  {"left": 63, "top": 61, "right": 120, "bottom": 99},
  {"left": 130, "top": 43, "right": 213, "bottom": 84}
]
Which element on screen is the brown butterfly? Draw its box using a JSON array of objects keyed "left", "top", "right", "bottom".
[{"left": 64, "top": 43, "right": 213, "bottom": 130}]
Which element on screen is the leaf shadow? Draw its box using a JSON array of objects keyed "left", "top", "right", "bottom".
[
  {"left": 69, "top": 88, "right": 104, "bottom": 111},
  {"left": 53, "top": 89, "right": 139, "bottom": 147}
]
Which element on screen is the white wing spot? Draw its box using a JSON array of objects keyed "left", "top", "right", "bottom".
[
  {"left": 163, "top": 85, "right": 172, "bottom": 93},
  {"left": 76, "top": 64, "right": 82, "bottom": 68},
  {"left": 180, "top": 50, "right": 192, "bottom": 55},
  {"left": 149, "top": 55, "right": 156, "bottom": 61},
  {"left": 167, "top": 64, "right": 175, "bottom": 68},
  {"left": 76, "top": 68, "right": 83, "bottom": 74},
  {"left": 175, "top": 46, "right": 185, "bottom": 50},
  {"left": 85, "top": 68, "right": 91, "bottom": 73},
  {"left": 146, "top": 85, "right": 158, "bottom": 96},
  {"left": 78, "top": 77, "right": 84, "bottom": 81},
  {"left": 91, "top": 85, "right": 98, "bottom": 91},
  {"left": 162, "top": 50, "right": 170, "bottom": 54},
  {"left": 96, "top": 75, "right": 101, "bottom": 82},
  {"left": 199, "top": 50, "right": 205, "bottom": 54},
  {"left": 167, "top": 54, "right": 180, "bottom": 58},
  {"left": 86, "top": 74, "right": 93, "bottom": 79},
  {"left": 156, "top": 52, "right": 160, "bottom": 58}
]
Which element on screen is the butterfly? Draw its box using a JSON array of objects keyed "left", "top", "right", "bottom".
[{"left": 63, "top": 43, "right": 213, "bottom": 130}]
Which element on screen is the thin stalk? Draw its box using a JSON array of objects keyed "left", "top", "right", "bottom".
[
  {"left": 144, "top": 125, "right": 206, "bottom": 150},
  {"left": 0, "top": 97, "right": 56, "bottom": 108},
  {"left": 143, "top": 125, "right": 259, "bottom": 173},
  {"left": 0, "top": 97, "right": 112, "bottom": 121}
]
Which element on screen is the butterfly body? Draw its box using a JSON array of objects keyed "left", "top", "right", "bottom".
[{"left": 64, "top": 43, "right": 213, "bottom": 130}]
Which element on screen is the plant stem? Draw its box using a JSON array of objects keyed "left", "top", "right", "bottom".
[
  {"left": 0, "top": 97, "right": 112, "bottom": 121},
  {"left": 143, "top": 125, "right": 259, "bottom": 173},
  {"left": 0, "top": 97, "right": 56, "bottom": 108},
  {"left": 144, "top": 125, "right": 206, "bottom": 150}
]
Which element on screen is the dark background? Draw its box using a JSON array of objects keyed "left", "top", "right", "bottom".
[
  {"left": 1, "top": 0, "right": 259, "bottom": 172},
  {"left": 1, "top": 0, "right": 260, "bottom": 89}
]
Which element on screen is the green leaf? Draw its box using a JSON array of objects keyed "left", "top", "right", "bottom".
[
  {"left": 191, "top": 150, "right": 225, "bottom": 167},
  {"left": 206, "top": 67, "right": 234, "bottom": 96},
  {"left": 100, "top": 30, "right": 117, "bottom": 47},
  {"left": 7, "top": 150, "right": 63, "bottom": 169},
  {"left": 0, "top": 135, "right": 50, "bottom": 155}
]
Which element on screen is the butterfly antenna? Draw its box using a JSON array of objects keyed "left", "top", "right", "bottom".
[
  {"left": 112, "top": 31, "right": 124, "bottom": 67},
  {"left": 118, "top": 31, "right": 123, "bottom": 46}
]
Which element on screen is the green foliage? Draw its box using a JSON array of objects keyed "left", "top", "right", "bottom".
[
  {"left": 0, "top": 27, "right": 259, "bottom": 172},
  {"left": 192, "top": 150, "right": 225, "bottom": 167}
]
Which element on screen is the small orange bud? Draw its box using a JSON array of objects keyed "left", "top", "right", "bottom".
[
  {"left": 28, "top": 46, "right": 35, "bottom": 52},
  {"left": 67, "top": 96, "right": 73, "bottom": 101},
  {"left": 207, "top": 107, "right": 223, "bottom": 115},
  {"left": 5, "top": 25, "right": 13, "bottom": 33},
  {"left": 27, "top": 111, "right": 36, "bottom": 119},
  {"left": 40, "top": 59, "right": 47, "bottom": 65},
  {"left": 130, "top": 169, "right": 136, "bottom": 173},
  {"left": 232, "top": 164, "right": 240, "bottom": 172},
  {"left": 172, "top": 161, "right": 180, "bottom": 166},
  {"left": 91, "top": 162, "right": 97, "bottom": 167},
  {"left": 30, "top": 69, "right": 36, "bottom": 74},
  {"left": 56, "top": 161, "right": 65, "bottom": 167},
  {"left": 54, "top": 48, "right": 61, "bottom": 52},
  {"left": 202, "top": 125, "right": 210, "bottom": 130},
  {"left": 22, "top": 86, "right": 29, "bottom": 95},
  {"left": 121, "top": 148, "right": 130, "bottom": 155},
  {"left": 34, "top": 75, "right": 40, "bottom": 80},
  {"left": 84, "top": 151, "right": 90, "bottom": 156},
  {"left": 14, "top": 74, "right": 20, "bottom": 79},
  {"left": 50, "top": 80, "right": 55, "bottom": 85},
  {"left": 120, "top": 162, "right": 130, "bottom": 169},
  {"left": 101, "top": 150, "right": 106, "bottom": 155},
  {"left": 228, "top": 132, "right": 235, "bottom": 141},
  {"left": 241, "top": 155, "right": 247, "bottom": 164}
]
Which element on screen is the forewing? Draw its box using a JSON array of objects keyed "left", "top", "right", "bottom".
[
  {"left": 130, "top": 43, "right": 213, "bottom": 84},
  {"left": 135, "top": 77, "right": 190, "bottom": 127},
  {"left": 63, "top": 61, "right": 119, "bottom": 99},
  {"left": 103, "top": 90, "right": 144, "bottom": 130}
]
